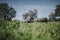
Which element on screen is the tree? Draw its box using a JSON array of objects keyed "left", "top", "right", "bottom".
[
  {"left": 55, "top": 5, "right": 60, "bottom": 16},
  {"left": 22, "top": 9, "right": 37, "bottom": 22},
  {"left": 0, "top": 3, "right": 16, "bottom": 21},
  {"left": 22, "top": 13, "right": 29, "bottom": 20},
  {"left": 29, "top": 10, "right": 37, "bottom": 19},
  {"left": 49, "top": 12, "right": 56, "bottom": 21}
]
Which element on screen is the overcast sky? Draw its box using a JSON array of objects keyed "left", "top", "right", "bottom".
[{"left": 0, "top": 0, "right": 60, "bottom": 20}]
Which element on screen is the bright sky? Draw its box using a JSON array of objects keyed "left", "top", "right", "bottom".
[{"left": 0, "top": 0, "right": 60, "bottom": 20}]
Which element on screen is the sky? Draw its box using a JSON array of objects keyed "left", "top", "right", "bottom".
[{"left": 0, "top": 0, "right": 60, "bottom": 20}]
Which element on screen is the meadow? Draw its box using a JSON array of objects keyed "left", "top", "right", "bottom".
[{"left": 0, "top": 20, "right": 60, "bottom": 40}]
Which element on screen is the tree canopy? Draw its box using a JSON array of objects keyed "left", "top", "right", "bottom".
[
  {"left": 0, "top": 3, "right": 16, "bottom": 21},
  {"left": 22, "top": 9, "right": 37, "bottom": 21},
  {"left": 49, "top": 12, "right": 56, "bottom": 20},
  {"left": 55, "top": 5, "right": 60, "bottom": 16}
]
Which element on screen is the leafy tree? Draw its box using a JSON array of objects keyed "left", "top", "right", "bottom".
[
  {"left": 0, "top": 3, "right": 16, "bottom": 21},
  {"left": 49, "top": 5, "right": 60, "bottom": 21},
  {"left": 29, "top": 10, "right": 37, "bottom": 18},
  {"left": 49, "top": 12, "right": 56, "bottom": 20},
  {"left": 22, "top": 13, "right": 29, "bottom": 20},
  {"left": 55, "top": 5, "right": 60, "bottom": 16},
  {"left": 22, "top": 9, "right": 37, "bottom": 21}
]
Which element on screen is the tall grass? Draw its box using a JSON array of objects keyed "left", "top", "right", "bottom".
[{"left": 0, "top": 20, "right": 60, "bottom": 40}]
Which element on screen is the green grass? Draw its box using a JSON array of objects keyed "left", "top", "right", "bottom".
[{"left": 0, "top": 20, "right": 60, "bottom": 40}]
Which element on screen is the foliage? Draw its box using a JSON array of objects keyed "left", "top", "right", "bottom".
[
  {"left": 49, "top": 5, "right": 60, "bottom": 20},
  {"left": 0, "top": 20, "right": 60, "bottom": 40},
  {"left": 22, "top": 10, "right": 37, "bottom": 20},
  {"left": 55, "top": 5, "right": 60, "bottom": 16},
  {"left": 49, "top": 12, "right": 56, "bottom": 20},
  {"left": 0, "top": 20, "right": 20, "bottom": 40},
  {"left": 0, "top": 3, "right": 16, "bottom": 21}
]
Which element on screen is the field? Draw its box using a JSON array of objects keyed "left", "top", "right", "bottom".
[{"left": 0, "top": 20, "right": 60, "bottom": 40}]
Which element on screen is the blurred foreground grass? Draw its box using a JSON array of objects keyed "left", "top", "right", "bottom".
[{"left": 0, "top": 20, "right": 60, "bottom": 40}]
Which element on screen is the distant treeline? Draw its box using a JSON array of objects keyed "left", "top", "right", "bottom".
[{"left": 0, "top": 3, "right": 60, "bottom": 23}]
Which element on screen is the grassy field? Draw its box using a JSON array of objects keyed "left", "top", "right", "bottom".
[{"left": 0, "top": 20, "right": 60, "bottom": 40}]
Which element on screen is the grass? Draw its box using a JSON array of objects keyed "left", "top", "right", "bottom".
[{"left": 0, "top": 20, "right": 60, "bottom": 40}]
